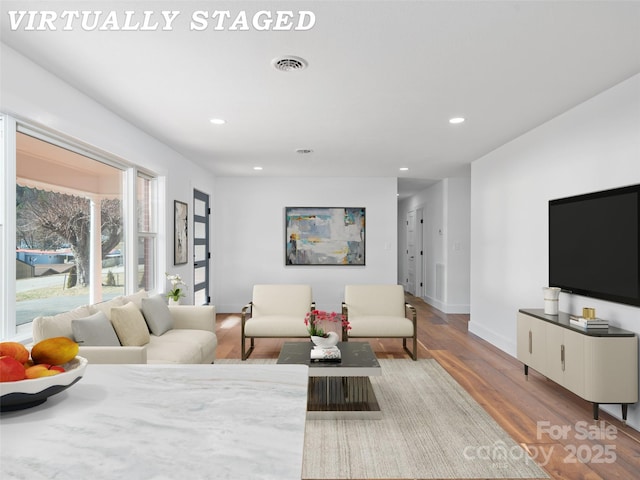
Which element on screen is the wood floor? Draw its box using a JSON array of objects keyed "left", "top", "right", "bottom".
[{"left": 215, "top": 295, "right": 640, "bottom": 480}]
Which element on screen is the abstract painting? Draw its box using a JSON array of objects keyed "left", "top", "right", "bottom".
[{"left": 285, "top": 207, "right": 365, "bottom": 265}]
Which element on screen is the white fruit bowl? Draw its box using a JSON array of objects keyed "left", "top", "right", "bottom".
[{"left": 0, "top": 356, "right": 88, "bottom": 412}]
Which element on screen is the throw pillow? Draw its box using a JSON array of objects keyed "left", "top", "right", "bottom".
[
  {"left": 141, "top": 295, "right": 174, "bottom": 336},
  {"left": 92, "top": 296, "right": 125, "bottom": 320},
  {"left": 110, "top": 302, "right": 150, "bottom": 346},
  {"left": 32, "top": 305, "right": 93, "bottom": 342},
  {"left": 72, "top": 311, "right": 121, "bottom": 346},
  {"left": 122, "top": 289, "right": 148, "bottom": 309}
]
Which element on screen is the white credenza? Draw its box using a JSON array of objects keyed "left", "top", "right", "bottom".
[{"left": 517, "top": 309, "right": 638, "bottom": 421}]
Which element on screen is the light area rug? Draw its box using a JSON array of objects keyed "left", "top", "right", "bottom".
[{"left": 215, "top": 358, "right": 548, "bottom": 479}]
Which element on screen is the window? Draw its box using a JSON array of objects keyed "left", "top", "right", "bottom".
[
  {"left": 0, "top": 119, "right": 159, "bottom": 341},
  {"left": 137, "top": 173, "right": 157, "bottom": 292},
  {"left": 15, "top": 132, "right": 125, "bottom": 327}
]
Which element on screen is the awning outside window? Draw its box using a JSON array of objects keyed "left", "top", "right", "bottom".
[{"left": 16, "top": 132, "right": 122, "bottom": 199}]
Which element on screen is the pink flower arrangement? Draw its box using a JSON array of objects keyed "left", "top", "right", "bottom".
[{"left": 304, "top": 310, "right": 351, "bottom": 337}]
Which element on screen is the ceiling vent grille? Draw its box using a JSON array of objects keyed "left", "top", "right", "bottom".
[{"left": 272, "top": 56, "right": 308, "bottom": 72}]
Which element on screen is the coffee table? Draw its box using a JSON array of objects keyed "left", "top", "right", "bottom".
[{"left": 277, "top": 341, "right": 382, "bottom": 419}]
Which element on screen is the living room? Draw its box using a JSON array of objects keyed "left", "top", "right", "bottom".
[{"left": 1, "top": 1, "right": 639, "bottom": 478}]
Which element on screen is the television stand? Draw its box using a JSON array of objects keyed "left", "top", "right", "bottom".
[{"left": 517, "top": 309, "right": 638, "bottom": 422}]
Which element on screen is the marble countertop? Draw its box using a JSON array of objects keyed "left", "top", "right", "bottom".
[{"left": 1, "top": 363, "right": 309, "bottom": 480}]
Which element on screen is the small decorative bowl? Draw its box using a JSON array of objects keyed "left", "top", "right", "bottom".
[
  {"left": 0, "top": 356, "right": 88, "bottom": 412},
  {"left": 311, "top": 331, "right": 340, "bottom": 348}
]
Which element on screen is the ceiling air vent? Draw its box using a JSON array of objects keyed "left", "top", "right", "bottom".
[{"left": 272, "top": 56, "right": 308, "bottom": 72}]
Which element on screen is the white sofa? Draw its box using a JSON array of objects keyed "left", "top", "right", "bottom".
[{"left": 32, "top": 290, "right": 217, "bottom": 364}]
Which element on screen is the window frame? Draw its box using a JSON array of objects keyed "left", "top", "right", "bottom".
[
  {"left": 135, "top": 171, "right": 158, "bottom": 293},
  {"left": 1, "top": 116, "right": 160, "bottom": 342}
]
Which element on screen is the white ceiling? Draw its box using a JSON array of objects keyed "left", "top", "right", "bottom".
[{"left": 2, "top": 1, "right": 640, "bottom": 198}]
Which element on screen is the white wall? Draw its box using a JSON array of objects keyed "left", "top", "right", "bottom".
[
  {"left": 0, "top": 44, "right": 216, "bottom": 300},
  {"left": 398, "top": 178, "right": 470, "bottom": 313},
  {"left": 213, "top": 176, "right": 398, "bottom": 312},
  {"left": 470, "top": 73, "right": 640, "bottom": 428},
  {"left": 445, "top": 178, "right": 471, "bottom": 311}
]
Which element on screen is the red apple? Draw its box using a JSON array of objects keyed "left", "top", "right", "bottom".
[
  {"left": 0, "top": 342, "right": 30, "bottom": 364},
  {"left": 25, "top": 364, "right": 63, "bottom": 379},
  {"left": 0, "top": 355, "right": 27, "bottom": 382}
]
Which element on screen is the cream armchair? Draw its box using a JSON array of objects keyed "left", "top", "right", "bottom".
[
  {"left": 241, "top": 284, "right": 314, "bottom": 360},
  {"left": 342, "top": 284, "right": 417, "bottom": 360}
]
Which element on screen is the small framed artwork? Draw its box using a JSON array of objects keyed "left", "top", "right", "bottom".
[
  {"left": 174, "top": 200, "right": 188, "bottom": 265},
  {"left": 285, "top": 207, "right": 366, "bottom": 265}
]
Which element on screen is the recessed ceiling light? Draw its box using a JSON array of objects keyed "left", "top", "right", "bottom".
[
  {"left": 253, "top": 166, "right": 263, "bottom": 171},
  {"left": 399, "top": 167, "right": 409, "bottom": 171},
  {"left": 449, "top": 117, "right": 465, "bottom": 124},
  {"left": 210, "top": 118, "right": 226, "bottom": 125}
]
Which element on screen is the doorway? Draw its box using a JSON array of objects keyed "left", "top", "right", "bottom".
[
  {"left": 406, "top": 207, "right": 424, "bottom": 297},
  {"left": 192, "top": 189, "right": 210, "bottom": 305}
]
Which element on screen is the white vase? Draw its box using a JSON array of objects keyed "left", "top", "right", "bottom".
[
  {"left": 168, "top": 298, "right": 180, "bottom": 306},
  {"left": 311, "top": 331, "right": 339, "bottom": 348},
  {"left": 543, "top": 287, "right": 561, "bottom": 315}
]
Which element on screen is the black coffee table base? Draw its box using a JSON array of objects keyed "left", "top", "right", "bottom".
[
  {"left": 278, "top": 342, "right": 382, "bottom": 419},
  {"left": 308, "top": 376, "right": 381, "bottom": 419}
]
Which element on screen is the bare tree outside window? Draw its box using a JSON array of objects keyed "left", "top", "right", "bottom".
[{"left": 16, "top": 187, "right": 122, "bottom": 287}]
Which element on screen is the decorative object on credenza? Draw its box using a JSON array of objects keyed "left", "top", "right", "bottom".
[
  {"left": 165, "top": 272, "right": 187, "bottom": 304},
  {"left": 305, "top": 310, "right": 350, "bottom": 347},
  {"left": 569, "top": 314, "right": 609, "bottom": 329},
  {"left": 285, "top": 207, "right": 366, "bottom": 265},
  {"left": 543, "top": 286, "right": 561, "bottom": 315},
  {"left": 174, "top": 200, "right": 188, "bottom": 265}
]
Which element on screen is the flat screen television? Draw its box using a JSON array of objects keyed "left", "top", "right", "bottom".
[{"left": 549, "top": 184, "right": 640, "bottom": 307}]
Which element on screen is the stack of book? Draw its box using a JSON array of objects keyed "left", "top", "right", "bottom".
[
  {"left": 310, "top": 346, "right": 341, "bottom": 362},
  {"left": 569, "top": 315, "right": 609, "bottom": 329}
]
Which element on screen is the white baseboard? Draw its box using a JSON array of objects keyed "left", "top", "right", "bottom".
[
  {"left": 422, "top": 295, "right": 470, "bottom": 314},
  {"left": 468, "top": 321, "right": 516, "bottom": 357}
]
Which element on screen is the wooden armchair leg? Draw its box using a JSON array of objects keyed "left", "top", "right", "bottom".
[
  {"left": 403, "top": 336, "right": 418, "bottom": 361},
  {"left": 242, "top": 336, "right": 255, "bottom": 361},
  {"left": 404, "top": 303, "right": 418, "bottom": 360}
]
